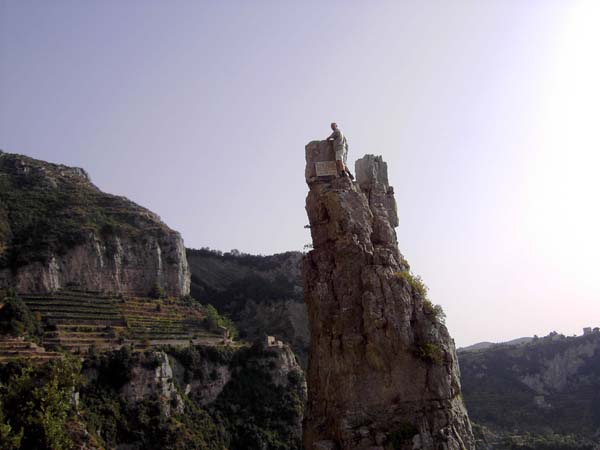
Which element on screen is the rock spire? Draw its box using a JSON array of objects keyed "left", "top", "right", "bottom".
[{"left": 302, "top": 140, "right": 475, "bottom": 450}]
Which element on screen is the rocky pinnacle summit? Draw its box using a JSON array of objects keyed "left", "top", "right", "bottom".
[{"left": 302, "top": 140, "right": 475, "bottom": 450}]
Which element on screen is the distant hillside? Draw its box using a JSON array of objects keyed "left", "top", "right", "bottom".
[
  {"left": 458, "top": 337, "right": 533, "bottom": 353},
  {"left": 186, "top": 248, "right": 309, "bottom": 365},
  {"left": 459, "top": 331, "right": 600, "bottom": 449},
  {"left": 0, "top": 150, "right": 189, "bottom": 296}
]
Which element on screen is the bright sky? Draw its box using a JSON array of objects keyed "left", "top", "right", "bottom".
[{"left": 1, "top": 1, "right": 599, "bottom": 347}]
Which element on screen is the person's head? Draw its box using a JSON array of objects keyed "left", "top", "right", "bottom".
[{"left": 330, "top": 122, "right": 338, "bottom": 130}]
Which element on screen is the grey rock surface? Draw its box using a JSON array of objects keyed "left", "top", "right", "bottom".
[
  {"left": 302, "top": 142, "right": 475, "bottom": 450},
  {"left": 171, "top": 353, "right": 233, "bottom": 406},
  {"left": 305, "top": 140, "right": 336, "bottom": 181},
  {"left": 0, "top": 150, "right": 190, "bottom": 297},
  {"left": 519, "top": 338, "right": 600, "bottom": 394},
  {"left": 121, "top": 351, "right": 184, "bottom": 417},
  {"left": 0, "top": 231, "right": 190, "bottom": 297},
  {"left": 459, "top": 332, "right": 600, "bottom": 445}
]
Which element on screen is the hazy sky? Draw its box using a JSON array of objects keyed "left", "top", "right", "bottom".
[{"left": 1, "top": 1, "right": 599, "bottom": 347}]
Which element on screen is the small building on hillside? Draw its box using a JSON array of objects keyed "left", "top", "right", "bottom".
[
  {"left": 583, "top": 327, "right": 592, "bottom": 335},
  {"left": 265, "top": 335, "right": 284, "bottom": 348}
]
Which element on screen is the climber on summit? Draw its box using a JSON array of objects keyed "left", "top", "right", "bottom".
[{"left": 327, "top": 123, "right": 354, "bottom": 179}]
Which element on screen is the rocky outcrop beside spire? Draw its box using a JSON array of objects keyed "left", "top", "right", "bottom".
[{"left": 302, "top": 140, "right": 475, "bottom": 450}]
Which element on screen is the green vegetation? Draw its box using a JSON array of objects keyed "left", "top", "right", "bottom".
[
  {"left": 78, "top": 344, "right": 304, "bottom": 450},
  {"left": 149, "top": 282, "right": 167, "bottom": 299},
  {"left": 20, "top": 291, "right": 225, "bottom": 353},
  {"left": 386, "top": 423, "right": 418, "bottom": 449},
  {"left": 416, "top": 342, "right": 444, "bottom": 365},
  {"left": 0, "top": 344, "right": 305, "bottom": 450},
  {"left": 0, "top": 357, "right": 82, "bottom": 450},
  {"left": 422, "top": 299, "right": 446, "bottom": 323},
  {"left": 460, "top": 332, "right": 600, "bottom": 442},
  {"left": 187, "top": 247, "right": 299, "bottom": 272},
  {"left": 81, "top": 349, "right": 228, "bottom": 450},
  {"left": 186, "top": 248, "right": 307, "bottom": 365},
  {"left": 202, "top": 274, "right": 303, "bottom": 313},
  {"left": 394, "top": 271, "right": 428, "bottom": 300},
  {"left": 498, "top": 433, "right": 596, "bottom": 450},
  {"left": 395, "top": 271, "right": 445, "bottom": 323},
  {"left": 0, "top": 291, "right": 41, "bottom": 338},
  {"left": 208, "top": 345, "right": 305, "bottom": 450},
  {"left": 0, "top": 403, "right": 23, "bottom": 450},
  {"left": 203, "top": 304, "right": 238, "bottom": 339},
  {"left": 0, "top": 152, "right": 166, "bottom": 271},
  {"left": 167, "top": 344, "right": 235, "bottom": 381}
]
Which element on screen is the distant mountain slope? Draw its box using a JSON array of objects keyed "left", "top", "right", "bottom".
[
  {"left": 0, "top": 150, "right": 189, "bottom": 296},
  {"left": 186, "top": 248, "right": 309, "bottom": 365},
  {"left": 458, "top": 337, "right": 533, "bottom": 353},
  {"left": 459, "top": 332, "right": 600, "bottom": 448}
]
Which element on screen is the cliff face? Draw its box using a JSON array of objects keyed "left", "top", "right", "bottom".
[
  {"left": 74, "top": 344, "right": 306, "bottom": 449},
  {"left": 117, "top": 351, "right": 185, "bottom": 417},
  {"left": 459, "top": 332, "right": 600, "bottom": 445},
  {"left": 302, "top": 141, "right": 474, "bottom": 450},
  {"left": 0, "top": 150, "right": 190, "bottom": 296}
]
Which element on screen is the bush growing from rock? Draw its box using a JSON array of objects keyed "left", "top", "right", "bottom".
[
  {"left": 148, "top": 282, "right": 166, "bottom": 299},
  {"left": 0, "top": 291, "right": 41, "bottom": 338},
  {"left": 417, "top": 342, "right": 444, "bottom": 365}
]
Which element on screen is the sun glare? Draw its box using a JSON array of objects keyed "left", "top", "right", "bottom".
[{"left": 526, "top": 0, "right": 600, "bottom": 287}]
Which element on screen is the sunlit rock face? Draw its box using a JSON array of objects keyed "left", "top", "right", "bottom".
[
  {"left": 0, "top": 150, "right": 190, "bottom": 297},
  {"left": 302, "top": 142, "right": 475, "bottom": 450}
]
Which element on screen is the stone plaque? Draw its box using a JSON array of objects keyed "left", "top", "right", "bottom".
[{"left": 315, "top": 161, "right": 337, "bottom": 177}]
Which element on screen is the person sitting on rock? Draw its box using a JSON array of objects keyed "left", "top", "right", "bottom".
[{"left": 327, "top": 122, "right": 354, "bottom": 179}]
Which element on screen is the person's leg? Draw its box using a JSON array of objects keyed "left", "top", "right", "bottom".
[
  {"left": 343, "top": 149, "right": 354, "bottom": 179},
  {"left": 343, "top": 164, "right": 352, "bottom": 178},
  {"left": 336, "top": 159, "right": 345, "bottom": 176},
  {"left": 335, "top": 148, "right": 346, "bottom": 176}
]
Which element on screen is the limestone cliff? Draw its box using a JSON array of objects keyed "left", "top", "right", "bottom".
[
  {"left": 121, "top": 351, "right": 185, "bottom": 417},
  {"left": 0, "top": 150, "right": 190, "bottom": 296},
  {"left": 68, "top": 342, "right": 307, "bottom": 449},
  {"left": 302, "top": 141, "right": 475, "bottom": 450},
  {"left": 460, "top": 331, "right": 600, "bottom": 446}
]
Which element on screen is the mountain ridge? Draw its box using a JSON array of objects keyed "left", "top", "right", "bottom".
[
  {"left": 458, "top": 337, "right": 534, "bottom": 353},
  {"left": 0, "top": 150, "right": 190, "bottom": 297},
  {"left": 460, "top": 331, "right": 600, "bottom": 449}
]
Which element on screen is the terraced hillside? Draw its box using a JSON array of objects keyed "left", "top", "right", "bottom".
[
  {"left": 122, "top": 297, "right": 226, "bottom": 346},
  {"left": 22, "top": 291, "right": 125, "bottom": 353},
  {"left": 20, "top": 290, "right": 226, "bottom": 354},
  {"left": 0, "top": 336, "right": 62, "bottom": 363}
]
